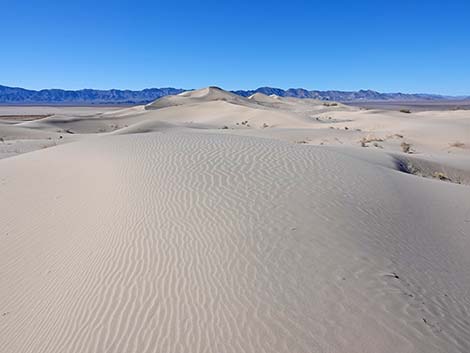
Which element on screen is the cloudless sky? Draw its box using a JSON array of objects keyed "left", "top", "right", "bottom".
[{"left": 1, "top": 0, "right": 469, "bottom": 95}]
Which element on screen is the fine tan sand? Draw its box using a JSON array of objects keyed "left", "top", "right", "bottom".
[{"left": 1, "top": 87, "right": 469, "bottom": 353}]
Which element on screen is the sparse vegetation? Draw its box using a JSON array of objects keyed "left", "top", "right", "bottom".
[
  {"left": 400, "top": 142, "right": 412, "bottom": 153},
  {"left": 400, "top": 109, "right": 411, "bottom": 114},
  {"left": 262, "top": 123, "right": 269, "bottom": 128},
  {"left": 372, "top": 142, "right": 383, "bottom": 148},
  {"left": 221, "top": 125, "right": 229, "bottom": 129},
  {"left": 359, "top": 136, "right": 384, "bottom": 147},
  {"left": 449, "top": 141, "right": 465, "bottom": 148},
  {"left": 323, "top": 102, "right": 338, "bottom": 107},
  {"left": 433, "top": 172, "right": 450, "bottom": 181},
  {"left": 398, "top": 158, "right": 466, "bottom": 185}
]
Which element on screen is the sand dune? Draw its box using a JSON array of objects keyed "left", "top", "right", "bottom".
[
  {"left": 1, "top": 88, "right": 469, "bottom": 352},
  {"left": 145, "top": 87, "right": 253, "bottom": 110}
]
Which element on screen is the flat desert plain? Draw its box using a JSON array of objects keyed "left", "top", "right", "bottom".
[{"left": 1, "top": 87, "right": 469, "bottom": 353}]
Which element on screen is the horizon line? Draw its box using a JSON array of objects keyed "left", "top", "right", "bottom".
[{"left": 1, "top": 83, "right": 468, "bottom": 98}]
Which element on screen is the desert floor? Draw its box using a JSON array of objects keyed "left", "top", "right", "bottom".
[{"left": 1, "top": 87, "right": 469, "bottom": 353}]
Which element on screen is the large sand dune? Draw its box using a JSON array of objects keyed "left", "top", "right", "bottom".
[{"left": 1, "top": 88, "right": 469, "bottom": 352}]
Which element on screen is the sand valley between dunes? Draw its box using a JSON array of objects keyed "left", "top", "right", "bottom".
[{"left": 1, "top": 87, "right": 469, "bottom": 353}]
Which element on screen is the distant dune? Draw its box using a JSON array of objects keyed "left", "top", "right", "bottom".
[{"left": 1, "top": 87, "right": 469, "bottom": 353}]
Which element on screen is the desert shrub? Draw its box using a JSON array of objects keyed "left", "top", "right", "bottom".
[
  {"left": 449, "top": 141, "right": 465, "bottom": 148},
  {"left": 400, "top": 142, "right": 412, "bottom": 153},
  {"left": 433, "top": 172, "right": 450, "bottom": 181},
  {"left": 360, "top": 136, "right": 384, "bottom": 147},
  {"left": 400, "top": 109, "right": 411, "bottom": 114}
]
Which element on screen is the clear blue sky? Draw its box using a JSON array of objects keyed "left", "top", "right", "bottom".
[{"left": 1, "top": 0, "right": 469, "bottom": 95}]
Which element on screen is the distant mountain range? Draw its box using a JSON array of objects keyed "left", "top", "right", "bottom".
[
  {"left": 233, "top": 87, "right": 465, "bottom": 102},
  {"left": 0, "top": 85, "right": 186, "bottom": 105},
  {"left": 0, "top": 84, "right": 466, "bottom": 105}
]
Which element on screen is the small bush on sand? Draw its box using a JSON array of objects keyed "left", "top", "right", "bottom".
[
  {"left": 433, "top": 172, "right": 451, "bottom": 181},
  {"left": 400, "top": 109, "right": 411, "bottom": 114},
  {"left": 449, "top": 141, "right": 465, "bottom": 148},
  {"left": 360, "top": 136, "right": 384, "bottom": 147},
  {"left": 401, "top": 142, "right": 412, "bottom": 153}
]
